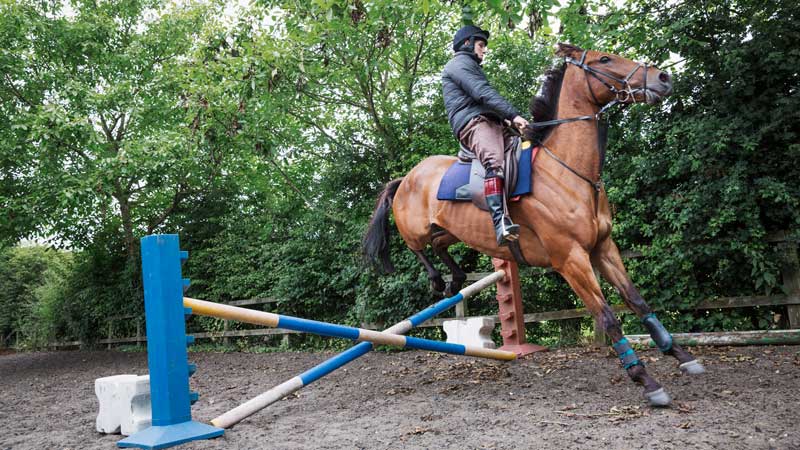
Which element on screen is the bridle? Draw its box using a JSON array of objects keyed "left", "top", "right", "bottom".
[
  {"left": 524, "top": 51, "right": 650, "bottom": 131},
  {"left": 566, "top": 50, "right": 649, "bottom": 107},
  {"left": 522, "top": 50, "right": 651, "bottom": 213}
]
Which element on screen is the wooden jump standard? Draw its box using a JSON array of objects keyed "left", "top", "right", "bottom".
[
  {"left": 209, "top": 270, "right": 506, "bottom": 429},
  {"left": 119, "top": 234, "right": 511, "bottom": 450}
]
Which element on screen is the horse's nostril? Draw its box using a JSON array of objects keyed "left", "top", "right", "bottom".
[{"left": 659, "top": 72, "right": 670, "bottom": 83}]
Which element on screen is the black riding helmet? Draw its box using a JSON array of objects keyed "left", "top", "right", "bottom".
[{"left": 452, "top": 25, "right": 490, "bottom": 53}]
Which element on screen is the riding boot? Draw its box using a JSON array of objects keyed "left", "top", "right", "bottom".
[{"left": 484, "top": 172, "right": 520, "bottom": 246}]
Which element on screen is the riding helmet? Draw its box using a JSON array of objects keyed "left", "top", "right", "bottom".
[{"left": 452, "top": 25, "right": 490, "bottom": 52}]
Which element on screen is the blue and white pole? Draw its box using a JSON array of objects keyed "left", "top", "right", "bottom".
[
  {"left": 209, "top": 271, "right": 507, "bottom": 428},
  {"left": 184, "top": 296, "right": 514, "bottom": 361}
]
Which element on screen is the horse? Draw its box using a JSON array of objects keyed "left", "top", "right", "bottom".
[{"left": 363, "top": 43, "right": 705, "bottom": 406}]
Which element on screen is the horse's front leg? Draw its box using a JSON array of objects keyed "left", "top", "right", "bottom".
[
  {"left": 557, "top": 247, "right": 671, "bottom": 406},
  {"left": 591, "top": 237, "right": 705, "bottom": 375}
]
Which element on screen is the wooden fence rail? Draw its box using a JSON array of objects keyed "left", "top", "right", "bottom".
[
  {"left": 427, "top": 236, "right": 800, "bottom": 345},
  {"left": 98, "top": 297, "right": 294, "bottom": 348}
]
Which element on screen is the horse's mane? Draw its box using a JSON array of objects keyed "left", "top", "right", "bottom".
[
  {"left": 523, "top": 63, "right": 566, "bottom": 144},
  {"left": 524, "top": 59, "right": 611, "bottom": 171}
]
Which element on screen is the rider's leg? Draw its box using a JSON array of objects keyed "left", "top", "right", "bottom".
[
  {"left": 458, "top": 115, "right": 519, "bottom": 246},
  {"left": 484, "top": 169, "right": 520, "bottom": 246}
]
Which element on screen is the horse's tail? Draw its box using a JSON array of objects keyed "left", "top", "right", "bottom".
[{"left": 362, "top": 177, "right": 403, "bottom": 274}]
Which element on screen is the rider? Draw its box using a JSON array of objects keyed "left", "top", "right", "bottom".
[{"left": 441, "top": 24, "right": 529, "bottom": 246}]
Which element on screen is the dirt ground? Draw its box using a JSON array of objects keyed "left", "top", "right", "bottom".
[{"left": 0, "top": 345, "right": 798, "bottom": 450}]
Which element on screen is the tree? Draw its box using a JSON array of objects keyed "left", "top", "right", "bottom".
[{"left": 0, "top": 0, "right": 244, "bottom": 259}]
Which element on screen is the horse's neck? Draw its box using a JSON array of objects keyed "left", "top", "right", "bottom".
[{"left": 544, "top": 68, "right": 602, "bottom": 183}]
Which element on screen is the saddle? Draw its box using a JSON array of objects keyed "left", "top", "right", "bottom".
[{"left": 436, "top": 138, "right": 536, "bottom": 211}]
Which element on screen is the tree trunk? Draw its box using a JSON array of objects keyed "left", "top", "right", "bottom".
[{"left": 114, "top": 182, "right": 137, "bottom": 260}]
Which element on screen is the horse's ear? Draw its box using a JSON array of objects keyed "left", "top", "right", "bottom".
[{"left": 555, "top": 43, "right": 584, "bottom": 58}]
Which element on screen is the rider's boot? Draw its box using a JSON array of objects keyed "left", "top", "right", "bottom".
[{"left": 485, "top": 170, "right": 520, "bottom": 246}]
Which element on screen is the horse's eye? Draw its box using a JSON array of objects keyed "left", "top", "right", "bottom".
[{"left": 600, "top": 56, "right": 611, "bottom": 63}]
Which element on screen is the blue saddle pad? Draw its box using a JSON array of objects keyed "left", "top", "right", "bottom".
[{"left": 436, "top": 147, "right": 534, "bottom": 200}]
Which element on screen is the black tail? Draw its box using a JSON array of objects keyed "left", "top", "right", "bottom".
[{"left": 362, "top": 178, "right": 403, "bottom": 274}]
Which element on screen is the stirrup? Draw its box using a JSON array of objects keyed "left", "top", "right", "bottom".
[
  {"left": 503, "top": 225, "right": 520, "bottom": 241},
  {"left": 497, "top": 217, "right": 520, "bottom": 246}
]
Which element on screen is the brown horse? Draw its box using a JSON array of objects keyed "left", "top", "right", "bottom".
[{"left": 363, "top": 43, "right": 706, "bottom": 406}]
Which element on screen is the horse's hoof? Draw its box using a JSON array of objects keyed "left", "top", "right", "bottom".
[
  {"left": 679, "top": 359, "right": 706, "bottom": 375},
  {"left": 429, "top": 278, "right": 445, "bottom": 295},
  {"left": 444, "top": 282, "right": 462, "bottom": 298},
  {"left": 644, "top": 387, "right": 671, "bottom": 407}
]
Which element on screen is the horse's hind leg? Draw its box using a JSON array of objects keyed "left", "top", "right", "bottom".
[
  {"left": 591, "top": 237, "right": 705, "bottom": 375},
  {"left": 431, "top": 228, "right": 466, "bottom": 297},
  {"left": 413, "top": 249, "right": 446, "bottom": 295}
]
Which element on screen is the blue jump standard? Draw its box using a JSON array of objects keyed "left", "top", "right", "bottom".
[
  {"left": 118, "top": 235, "right": 223, "bottom": 449},
  {"left": 117, "top": 422, "right": 223, "bottom": 450}
]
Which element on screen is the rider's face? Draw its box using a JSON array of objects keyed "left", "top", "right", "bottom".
[{"left": 474, "top": 40, "right": 487, "bottom": 61}]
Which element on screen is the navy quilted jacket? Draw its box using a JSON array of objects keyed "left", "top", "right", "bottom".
[{"left": 441, "top": 51, "right": 521, "bottom": 137}]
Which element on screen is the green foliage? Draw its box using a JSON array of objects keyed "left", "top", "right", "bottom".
[
  {"left": 605, "top": 0, "right": 799, "bottom": 332},
  {"left": 0, "top": 241, "right": 142, "bottom": 348},
  {"left": 0, "top": 246, "right": 73, "bottom": 345},
  {"left": 0, "top": 0, "right": 248, "bottom": 258},
  {"left": 2, "top": 0, "right": 798, "bottom": 349}
]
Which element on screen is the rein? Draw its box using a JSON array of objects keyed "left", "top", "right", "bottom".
[{"left": 527, "top": 51, "right": 650, "bottom": 214}]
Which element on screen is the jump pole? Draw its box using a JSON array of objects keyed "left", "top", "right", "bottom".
[
  {"left": 128, "top": 232, "right": 513, "bottom": 446},
  {"left": 210, "top": 271, "right": 506, "bottom": 428},
  {"left": 183, "top": 298, "right": 515, "bottom": 360}
]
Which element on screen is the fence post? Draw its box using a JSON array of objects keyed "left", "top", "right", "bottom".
[
  {"left": 107, "top": 320, "right": 113, "bottom": 350},
  {"left": 223, "top": 320, "right": 230, "bottom": 346},
  {"left": 779, "top": 241, "right": 800, "bottom": 329},
  {"left": 455, "top": 300, "right": 467, "bottom": 318},
  {"left": 592, "top": 317, "right": 606, "bottom": 347}
]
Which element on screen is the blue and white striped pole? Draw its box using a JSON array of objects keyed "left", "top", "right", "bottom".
[
  {"left": 184, "top": 296, "right": 513, "bottom": 361},
  {"left": 208, "top": 271, "right": 507, "bottom": 428}
]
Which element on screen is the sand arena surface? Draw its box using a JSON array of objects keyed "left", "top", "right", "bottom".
[{"left": 1, "top": 346, "right": 799, "bottom": 449}]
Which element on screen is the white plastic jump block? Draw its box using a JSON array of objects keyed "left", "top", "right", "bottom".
[
  {"left": 95, "top": 374, "right": 152, "bottom": 436},
  {"left": 442, "top": 317, "right": 496, "bottom": 349}
]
